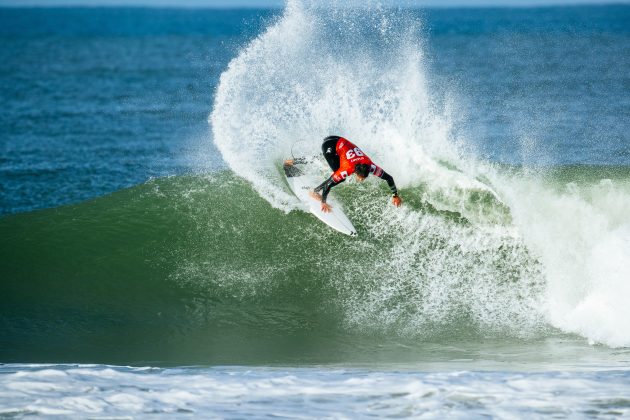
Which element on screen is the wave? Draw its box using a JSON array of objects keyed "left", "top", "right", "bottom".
[
  {"left": 1, "top": 166, "right": 628, "bottom": 364},
  {"left": 0, "top": 173, "right": 550, "bottom": 364},
  {"left": 209, "top": 0, "right": 630, "bottom": 349}
]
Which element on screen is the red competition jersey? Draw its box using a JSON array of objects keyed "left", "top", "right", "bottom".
[{"left": 332, "top": 138, "right": 384, "bottom": 182}]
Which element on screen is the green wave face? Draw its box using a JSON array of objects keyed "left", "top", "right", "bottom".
[{"left": 0, "top": 172, "right": 551, "bottom": 366}]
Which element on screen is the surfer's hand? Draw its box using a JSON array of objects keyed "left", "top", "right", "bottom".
[
  {"left": 309, "top": 191, "right": 322, "bottom": 201},
  {"left": 284, "top": 159, "right": 294, "bottom": 166},
  {"left": 392, "top": 195, "right": 402, "bottom": 207},
  {"left": 309, "top": 191, "right": 331, "bottom": 212}
]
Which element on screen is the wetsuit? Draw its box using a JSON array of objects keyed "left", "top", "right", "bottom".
[{"left": 314, "top": 136, "right": 398, "bottom": 203}]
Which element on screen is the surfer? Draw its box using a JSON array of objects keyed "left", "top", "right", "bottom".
[{"left": 285, "top": 136, "right": 402, "bottom": 213}]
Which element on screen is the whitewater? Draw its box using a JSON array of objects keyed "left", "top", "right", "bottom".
[{"left": 211, "top": 0, "right": 630, "bottom": 348}]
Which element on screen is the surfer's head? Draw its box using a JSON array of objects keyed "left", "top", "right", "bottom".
[{"left": 354, "top": 164, "right": 370, "bottom": 181}]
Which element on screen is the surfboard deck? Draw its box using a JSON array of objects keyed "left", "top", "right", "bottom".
[{"left": 284, "top": 163, "right": 357, "bottom": 236}]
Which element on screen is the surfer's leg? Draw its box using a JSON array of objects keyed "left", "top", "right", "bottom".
[{"left": 322, "top": 136, "right": 340, "bottom": 171}]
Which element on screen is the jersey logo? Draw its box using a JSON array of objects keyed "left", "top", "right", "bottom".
[{"left": 339, "top": 171, "right": 348, "bottom": 179}]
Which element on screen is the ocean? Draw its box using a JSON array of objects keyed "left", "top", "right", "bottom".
[{"left": 1, "top": 1, "right": 629, "bottom": 417}]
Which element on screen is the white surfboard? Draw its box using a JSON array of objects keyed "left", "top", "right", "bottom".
[{"left": 284, "top": 163, "right": 357, "bottom": 236}]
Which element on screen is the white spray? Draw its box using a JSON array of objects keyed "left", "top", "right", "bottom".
[{"left": 210, "top": 0, "right": 630, "bottom": 347}]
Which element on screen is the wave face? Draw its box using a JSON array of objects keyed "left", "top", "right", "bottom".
[
  {"left": 1, "top": 171, "right": 629, "bottom": 365},
  {"left": 210, "top": 0, "right": 630, "bottom": 349},
  {"left": 1, "top": 174, "right": 550, "bottom": 365}
]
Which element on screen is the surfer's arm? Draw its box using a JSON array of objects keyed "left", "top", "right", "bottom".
[
  {"left": 314, "top": 176, "right": 342, "bottom": 203},
  {"left": 375, "top": 169, "right": 402, "bottom": 207},
  {"left": 377, "top": 171, "right": 398, "bottom": 196}
]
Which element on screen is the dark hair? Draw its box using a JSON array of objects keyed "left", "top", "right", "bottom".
[{"left": 355, "top": 164, "right": 370, "bottom": 178}]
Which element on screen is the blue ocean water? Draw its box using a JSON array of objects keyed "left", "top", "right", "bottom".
[
  {"left": 426, "top": 6, "right": 629, "bottom": 166},
  {"left": 1, "top": 3, "right": 630, "bottom": 418},
  {"left": 1, "top": 5, "right": 628, "bottom": 214},
  {"left": 1, "top": 8, "right": 275, "bottom": 214}
]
